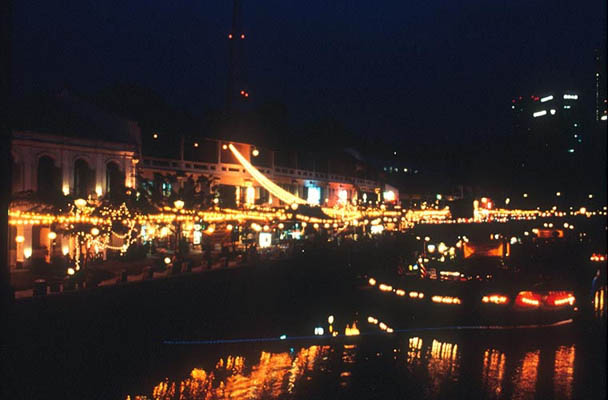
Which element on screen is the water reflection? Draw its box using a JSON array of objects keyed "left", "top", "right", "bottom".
[
  {"left": 426, "top": 339, "right": 460, "bottom": 395},
  {"left": 339, "top": 344, "right": 357, "bottom": 388},
  {"left": 140, "top": 345, "right": 328, "bottom": 400},
  {"left": 511, "top": 349, "right": 540, "bottom": 400},
  {"left": 407, "top": 336, "right": 423, "bottom": 364},
  {"left": 481, "top": 349, "right": 506, "bottom": 398},
  {"left": 127, "top": 329, "right": 591, "bottom": 400},
  {"left": 594, "top": 288, "right": 605, "bottom": 317},
  {"left": 553, "top": 345, "right": 575, "bottom": 399}
]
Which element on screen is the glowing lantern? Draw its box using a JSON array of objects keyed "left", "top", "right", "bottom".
[
  {"left": 74, "top": 198, "right": 87, "bottom": 209},
  {"left": 259, "top": 232, "right": 272, "bottom": 248}
]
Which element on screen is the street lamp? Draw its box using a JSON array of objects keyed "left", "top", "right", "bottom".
[
  {"left": 173, "top": 200, "right": 184, "bottom": 259},
  {"left": 74, "top": 198, "right": 87, "bottom": 209},
  {"left": 174, "top": 199, "right": 185, "bottom": 210},
  {"left": 48, "top": 231, "right": 57, "bottom": 260}
]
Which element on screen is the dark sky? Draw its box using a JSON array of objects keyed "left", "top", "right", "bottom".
[{"left": 12, "top": 0, "right": 606, "bottom": 144}]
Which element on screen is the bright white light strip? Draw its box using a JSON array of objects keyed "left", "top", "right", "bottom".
[
  {"left": 228, "top": 144, "right": 307, "bottom": 205},
  {"left": 601, "top": 115, "right": 607, "bottom": 121},
  {"left": 563, "top": 94, "right": 578, "bottom": 100},
  {"left": 307, "top": 186, "right": 321, "bottom": 205},
  {"left": 533, "top": 110, "right": 547, "bottom": 118},
  {"left": 540, "top": 95, "right": 553, "bottom": 103}
]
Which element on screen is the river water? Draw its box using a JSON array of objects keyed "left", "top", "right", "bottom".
[
  {"left": 127, "top": 318, "right": 605, "bottom": 400},
  {"left": 6, "top": 221, "right": 606, "bottom": 399}
]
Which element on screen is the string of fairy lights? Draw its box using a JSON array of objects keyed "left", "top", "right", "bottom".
[
  {"left": 8, "top": 198, "right": 607, "bottom": 276},
  {"left": 8, "top": 143, "right": 607, "bottom": 276}
]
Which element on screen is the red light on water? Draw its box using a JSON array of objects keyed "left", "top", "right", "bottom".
[{"left": 515, "top": 291, "right": 541, "bottom": 308}]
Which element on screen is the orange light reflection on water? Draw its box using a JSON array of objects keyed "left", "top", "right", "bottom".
[
  {"left": 511, "top": 349, "right": 540, "bottom": 400},
  {"left": 407, "top": 336, "right": 423, "bottom": 364},
  {"left": 553, "top": 345, "right": 575, "bottom": 399},
  {"left": 481, "top": 349, "right": 506, "bottom": 397},
  {"left": 143, "top": 345, "right": 329, "bottom": 400},
  {"left": 426, "top": 339, "right": 460, "bottom": 395}
]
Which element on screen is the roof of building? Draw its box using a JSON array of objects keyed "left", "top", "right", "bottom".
[{"left": 11, "top": 89, "right": 141, "bottom": 150}]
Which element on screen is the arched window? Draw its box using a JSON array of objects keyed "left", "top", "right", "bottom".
[
  {"left": 74, "top": 159, "right": 93, "bottom": 198},
  {"left": 11, "top": 157, "right": 21, "bottom": 192},
  {"left": 105, "top": 161, "right": 124, "bottom": 198},
  {"left": 37, "top": 156, "right": 61, "bottom": 201}
]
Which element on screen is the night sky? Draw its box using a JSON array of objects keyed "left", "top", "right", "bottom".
[{"left": 12, "top": 1, "right": 606, "bottom": 144}]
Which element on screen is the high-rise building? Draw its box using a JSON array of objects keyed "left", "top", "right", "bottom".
[
  {"left": 512, "top": 91, "right": 583, "bottom": 157},
  {"left": 595, "top": 49, "right": 608, "bottom": 122}
]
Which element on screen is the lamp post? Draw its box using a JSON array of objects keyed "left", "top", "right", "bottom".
[
  {"left": 47, "top": 231, "right": 57, "bottom": 262},
  {"left": 173, "top": 200, "right": 184, "bottom": 259}
]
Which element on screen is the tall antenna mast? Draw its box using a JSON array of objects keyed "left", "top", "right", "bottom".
[
  {"left": 227, "top": 0, "right": 248, "bottom": 114},
  {"left": 594, "top": 49, "right": 601, "bottom": 122}
]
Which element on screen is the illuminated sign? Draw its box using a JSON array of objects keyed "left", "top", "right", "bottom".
[
  {"left": 245, "top": 186, "right": 255, "bottom": 205},
  {"left": 383, "top": 191, "right": 395, "bottom": 202},
  {"left": 259, "top": 232, "right": 272, "bottom": 248},
  {"left": 193, "top": 230, "right": 202, "bottom": 245},
  {"left": 563, "top": 94, "right": 578, "bottom": 100},
  {"left": 370, "top": 225, "right": 384, "bottom": 234},
  {"left": 338, "top": 189, "right": 348, "bottom": 203},
  {"left": 533, "top": 110, "right": 547, "bottom": 117},
  {"left": 540, "top": 95, "right": 553, "bottom": 102},
  {"left": 307, "top": 186, "right": 321, "bottom": 205}
]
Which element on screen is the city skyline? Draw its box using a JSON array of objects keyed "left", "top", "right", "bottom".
[{"left": 11, "top": 1, "right": 606, "bottom": 144}]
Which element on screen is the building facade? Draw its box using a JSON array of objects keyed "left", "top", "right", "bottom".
[
  {"left": 140, "top": 139, "right": 382, "bottom": 209},
  {"left": 9, "top": 133, "right": 384, "bottom": 270},
  {"left": 512, "top": 91, "right": 583, "bottom": 157},
  {"left": 10, "top": 130, "right": 138, "bottom": 269}
]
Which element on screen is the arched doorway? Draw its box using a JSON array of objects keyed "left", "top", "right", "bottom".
[
  {"left": 105, "top": 161, "right": 124, "bottom": 199},
  {"left": 74, "top": 159, "right": 93, "bottom": 198},
  {"left": 37, "top": 156, "right": 61, "bottom": 202},
  {"left": 12, "top": 157, "right": 21, "bottom": 192}
]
